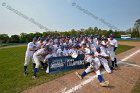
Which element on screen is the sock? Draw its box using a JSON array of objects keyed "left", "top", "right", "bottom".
[
  {"left": 33, "top": 68, "right": 37, "bottom": 76},
  {"left": 112, "top": 61, "right": 115, "bottom": 67},
  {"left": 114, "top": 58, "right": 118, "bottom": 67},
  {"left": 24, "top": 66, "right": 27, "bottom": 73},
  {"left": 40, "top": 61, "right": 45, "bottom": 68},
  {"left": 98, "top": 75, "right": 104, "bottom": 83},
  {"left": 81, "top": 71, "right": 87, "bottom": 78},
  {"left": 33, "top": 63, "right": 36, "bottom": 70}
]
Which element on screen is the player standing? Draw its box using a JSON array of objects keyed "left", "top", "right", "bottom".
[
  {"left": 24, "top": 37, "right": 38, "bottom": 76},
  {"left": 107, "top": 33, "right": 118, "bottom": 69}
]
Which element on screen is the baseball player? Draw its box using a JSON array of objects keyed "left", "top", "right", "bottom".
[
  {"left": 43, "top": 48, "right": 57, "bottom": 73},
  {"left": 36, "top": 37, "right": 45, "bottom": 49},
  {"left": 75, "top": 51, "right": 109, "bottom": 87},
  {"left": 53, "top": 42, "right": 61, "bottom": 54},
  {"left": 63, "top": 45, "right": 70, "bottom": 56},
  {"left": 107, "top": 33, "right": 118, "bottom": 69},
  {"left": 100, "top": 37, "right": 108, "bottom": 54},
  {"left": 32, "top": 45, "right": 49, "bottom": 78},
  {"left": 80, "top": 43, "right": 91, "bottom": 67},
  {"left": 95, "top": 46, "right": 112, "bottom": 74},
  {"left": 56, "top": 45, "right": 65, "bottom": 57},
  {"left": 24, "top": 37, "right": 38, "bottom": 76}
]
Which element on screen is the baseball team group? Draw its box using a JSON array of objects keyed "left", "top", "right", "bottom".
[{"left": 23, "top": 33, "right": 118, "bottom": 87}]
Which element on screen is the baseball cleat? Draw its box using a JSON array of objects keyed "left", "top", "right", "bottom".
[
  {"left": 104, "top": 81, "right": 109, "bottom": 85},
  {"left": 100, "top": 81, "right": 109, "bottom": 87},
  {"left": 32, "top": 75, "right": 37, "bottom": 79},
  {"left": 75, "top": 72, "right": 82, "bottom": 80},
  {"left": 24, "top": 72, "right": 27, "bottom": 76}
]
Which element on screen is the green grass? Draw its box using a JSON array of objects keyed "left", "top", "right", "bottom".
[
  {"left": 132, "top": 76, "right": 140, "bottom": 93},
  {"left": 116, "top": 45, "right": 135, "bottom": 54},
  {"left": 118, "top": 40, "right": 140, "bottom": 42},
  {"left": 0, "top": 45, "right": 134, "bottom": 93}
]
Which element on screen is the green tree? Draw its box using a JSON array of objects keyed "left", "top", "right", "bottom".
[
  {"left": 10, "top": 35, "right": 20, "bottom": 43},
  {"left": 131, "top": 28, "right": 140, "bottom": 38},
  {"left": 20, "top": 33, "right": 28, "bottom": 43},
  {"left": 34, "top": 32, "right": 42, "bottom": 38},
  {"left": 70, "top": 29, "right": 77, "bottom": 36},
  {"left": 0, "top": 34, "right": 9, "bottom": 43}
]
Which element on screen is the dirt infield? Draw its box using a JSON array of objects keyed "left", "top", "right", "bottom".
[
  {"left": 22, "top": 41, "right": 140, "bottom": 93},
  {"left": 0, "top": 44, "right": 26, "bottom": 49}
]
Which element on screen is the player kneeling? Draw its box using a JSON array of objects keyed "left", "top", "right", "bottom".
[
  {"left": 75, "top": 51, "right": 109, "bottom": 87},
  {"left": 95, "top": 46, "right": 112, "bottom": 74},
  {"left": 43, "top": 48, "right": 57, "bottom": 73},
  {"left": 32, "top": 45, "right": 49, "bottom": 78}
]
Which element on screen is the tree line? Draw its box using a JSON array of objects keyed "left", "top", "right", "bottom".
[{"left": 0, "top": 27, "right": 139, "bottom": 43}]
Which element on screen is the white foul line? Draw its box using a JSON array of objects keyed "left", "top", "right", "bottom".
[{"left": 61, "top": 49, "right": 140, "bottom": 93}]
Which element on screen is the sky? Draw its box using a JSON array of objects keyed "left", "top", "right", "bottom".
[{"left": 0, "top": 0, "right": 140, "bottom": 36}]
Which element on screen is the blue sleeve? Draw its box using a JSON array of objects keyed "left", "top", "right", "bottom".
[{"left": 114, "top": 47, "right": 117, "bottom": 52}]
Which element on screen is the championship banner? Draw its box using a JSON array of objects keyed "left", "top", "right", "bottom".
[{"left": 47, "top": 54, "right": 85, "bottom": 74}]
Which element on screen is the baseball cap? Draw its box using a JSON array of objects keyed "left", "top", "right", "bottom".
[
  {"left": 33, "top": 37, "right": 37, "bottom": 41},
  {"left": 40, "top": 37, "right": 44, "bottom": 40},
  {"left": 73, "top": 44, "right": 79, "bottom": 48},
  {"left": 46, "top": 38, "right": 49, "bottom": 41},
  {"left": 44, "top": 45, "right": 50, "bottom": 49},
  {"left": 48, "top": 48, "right": 52, "bottom": 52},
  {"left": 96, "top": 46, "right": 101, "bottom": 51}
]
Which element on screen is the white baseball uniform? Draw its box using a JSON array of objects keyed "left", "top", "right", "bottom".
[
  {"left": 33, "top": 48, "right": 47, "bottom": 68},
  {"left": 107, "top": 38, "right": 118, "bottom": 61},
  {"left": 84, "top": 57, "right": 101, "bottom": 75},
  {"left": 95, "top": 51, "right": 112, "bottom": 73},
  {"left": 24, "top": 42, "right": 37, "bottom": 66}
]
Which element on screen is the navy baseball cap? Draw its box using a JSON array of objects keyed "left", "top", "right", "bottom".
[
  {"left": 96, "top": 46, "right": 101, "bottom": 51},
  {"left": 44, "top": 45, "right": 49, "bottom": 49},
  {"left": 48, "top": 48, "right": 52, "bottom": 52},
  {"left": 33, "top": 37, "right": 37, "bottom": 41},
  {"left": 40, "top": 37, "right": 44, "bottom": 40},
  {"left": 46, "top": 38, "right": 49, "bottom": 41},
  {"left": 73, "top": 44, "right": 79, "bottom": 48}
]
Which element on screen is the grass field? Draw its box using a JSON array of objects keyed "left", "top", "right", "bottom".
[
  {"left": 118, "top": 40, "right": 140, "bottom": 42},
  {"left": 0, "top": 45, "right": 134, "bottom": 93},
  {"left": 132, "top": 76, "right": 140, "bottom": 93}
]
